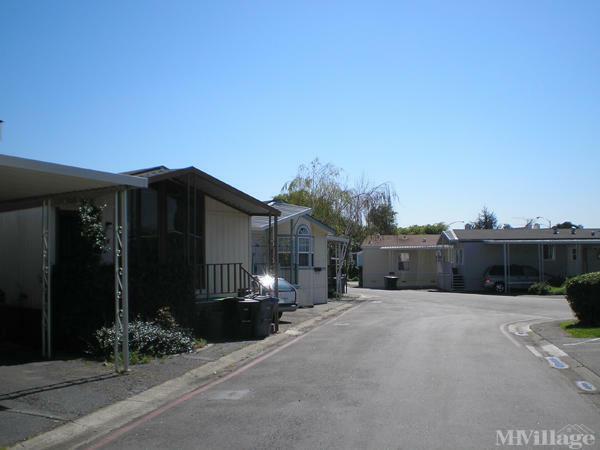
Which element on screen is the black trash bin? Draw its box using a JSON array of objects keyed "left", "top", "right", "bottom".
[
  {"left": 384, "top": 275, "right": 399, "bottom": 290},
  {"left": 222, "top": 297, "right": 241, "bottom": 339},
  {"left": 236, "top": 298, "right": 259, "bottom": 339},
  {"left": 253, "top": 296, "right": 279, "bottom": 338},
  {"left": 194, "top": 300, "right": 226, "bottom": 340}
]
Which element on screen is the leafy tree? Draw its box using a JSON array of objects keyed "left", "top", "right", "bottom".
[
  {"left": 366, "top": 198, "right": 397, "bottom": 235},
  {"left": 471, "top": 206, "right": 498, "bottom": 230},
  {"left": 555, "top": 221, "right": 583, "bottom": 229},
  {"left": 397, "top": 222, "right": 447, "bottom": 235},
  {"left": 275, "top": 158, "right": 396, "bottom": 249},
  {"left": 275, "top": 159, "right": 396, "bottom": 290}
]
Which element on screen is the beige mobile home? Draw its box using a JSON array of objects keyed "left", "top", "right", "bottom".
[
  {"left": 360, "top": 234, "right": 451, "bottom": 289},
  {"left": 251, "top": 202, "right": 336, "bottom": 307}
]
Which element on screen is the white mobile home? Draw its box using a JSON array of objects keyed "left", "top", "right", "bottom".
[
  {"left": 251, "top": 202, "right": 336, "bottom": 307},
  {"left": 360, "top": 234, "right": 450, "bottom": 289}
]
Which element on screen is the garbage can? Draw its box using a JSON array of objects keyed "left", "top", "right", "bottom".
[
  {"left": 253, "top": 296, "right": 279, "bottom": 338},
  {"left": 222, "top": 297, "right": 241, "bottom": 339},
  {"left": 384, "top": 275, "right": 399, "bottom": 290},
  {"left": 236, "top": 299, "right": 259, "bottom": 339},
  {"left": 194, "top": 300, "right": 225, "bottom": 340}
]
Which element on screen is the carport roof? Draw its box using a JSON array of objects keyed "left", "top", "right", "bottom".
[
  {"left": 448, "top": 228, "right": 600, "bottom": 242},
  {"left": 0, "top": 154, "right": 148, "bottom": 211},
  {"left": 362, "top": 234, "right": 442, "bottom": 248}
]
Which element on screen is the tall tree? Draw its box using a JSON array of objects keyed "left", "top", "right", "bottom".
[
  {"left": 275, "top": 158, "right": 396, "bottom": 249},
  {"left": 366, "top": 197, "right": 397, "bottom": 235},
  {"left": 471, "top": 206, "right": 498, "bottom": 230}
]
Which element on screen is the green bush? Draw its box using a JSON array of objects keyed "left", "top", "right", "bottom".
[
  {"left": 528, "top": 282, "right": 551, "bottom": 295},
  {"left": 91, "top": 319, "right": 195, "bottom": 359},
  {"left": 565, "top": 272, "right": 600, "bottom": 326}
]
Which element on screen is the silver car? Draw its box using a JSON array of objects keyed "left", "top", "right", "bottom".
[
  {"left": 483, "top": 264, "right": 544, "bottom": 293},
  {"left": 257, "top": 276, "right": 298, "bottom": 317}
]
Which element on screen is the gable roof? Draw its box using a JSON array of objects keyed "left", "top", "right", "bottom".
[
  {"left": 362, "top": 234, "right": 443, "bottom": 249},
  {"left": 447, "top": 228, "right": 600, "bottom": 242},
  {"left": 251, "top": 201, "right": 312, "bottom": 230},
  {"left": 127, "top": 166, "right": 279, "bottom": 217}
]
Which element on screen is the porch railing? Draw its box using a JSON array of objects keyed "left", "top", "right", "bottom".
[{"left": 195, "top": 263, "right": 262, "bottom": 300}]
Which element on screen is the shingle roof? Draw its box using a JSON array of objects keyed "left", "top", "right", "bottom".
[
  {"left": 251, "top": 201, "right": 312, "bottom": 230},
  {"left": 451, "top": 228, "right": 600, "bottom": 241},
  {"left": 362, "top": 234, "right": 441, "bottom": 248}
]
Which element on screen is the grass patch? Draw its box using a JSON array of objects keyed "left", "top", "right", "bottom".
[
  {"left": 194, "top": 338, "right": 208, "bottom": 350},
  {"left": 548, "top": 285, "right": 566, "bottom": 295},
  {"left": 560, "top": 320, "right": 600, "bottom": 338}
]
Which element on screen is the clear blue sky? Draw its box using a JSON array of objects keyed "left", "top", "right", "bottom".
[{"left": 1, "top": 1, "right": 599, "bottom": 227}]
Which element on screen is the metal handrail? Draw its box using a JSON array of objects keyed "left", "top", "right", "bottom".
[{"left": 195, "top": 263, "right": 267, "bottom": 300}]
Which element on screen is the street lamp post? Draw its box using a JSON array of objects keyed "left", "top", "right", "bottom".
[
  {"left": 446, "top": 221, "right": 465, "bottom": 229},
  {"left": 536, "top": 216, "right": 551, "bottom": 228}
]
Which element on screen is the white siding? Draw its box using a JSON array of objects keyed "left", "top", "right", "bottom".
[
  {"left": 250, "top": 215, "right": 330, "bottom": 306},
  {"left": 362, "top": 247, "right": 438, "bottom": 289},
  {"left": 205, "top": 196, "right": 251, "bottom": 268}
]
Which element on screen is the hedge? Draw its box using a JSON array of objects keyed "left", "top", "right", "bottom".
[{"left": 565, "top": 272, "right": 600, "bottom": 326}]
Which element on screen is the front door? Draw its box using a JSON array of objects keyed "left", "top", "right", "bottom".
[{"left": 566, "top": 246, "right": 579, "bottom": 277}]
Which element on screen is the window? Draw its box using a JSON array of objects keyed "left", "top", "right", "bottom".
[
  {"left": 278, "top": 237, "right": 292, "bottom": 268},
  {"left": 296, "top": 225, "right": 313, "bottom": 267},
  {"left": 571, "top": 248, "right": 577, "bottom": 261},
  {"left": 455, "top": 248, "right": 464, "bottom": 265},
  {"left": 398, "top": 252, "right": 410, "bottom": 271},
  {"left": 543, "top": 245, "right": 555, "bottom": 261}
]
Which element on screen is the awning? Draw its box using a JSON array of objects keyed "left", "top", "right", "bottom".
[
  {"left": 482, "top": 240, "right": 600, "bottom": 245},
  {"left": 380, "top": 245, "right": 453, "bottom": 250},
  {"left": 0, "top": 154, "right": 148, "bottom": 211}
]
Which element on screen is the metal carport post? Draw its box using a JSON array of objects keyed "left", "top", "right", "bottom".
[
  {"left": 113, "top": 189, "right": 130, "bottom": 373},
  {"left": 41, "top": 199, "right": 53, "bottom": 359},
  {"left": 502, "top": 243, "right": 511, "bottom": 295}
]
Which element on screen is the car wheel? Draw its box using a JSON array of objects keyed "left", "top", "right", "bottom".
[{"left": 495, "top": 282, "right": 505, "bottom": 294}]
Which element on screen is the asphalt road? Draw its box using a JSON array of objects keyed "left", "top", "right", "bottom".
[{"left": 91, "top": 289, "right": 600, "bottom": 450}]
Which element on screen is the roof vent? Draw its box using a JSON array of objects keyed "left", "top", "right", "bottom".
[
  {"left": 402, "top": 235, "right": 408, "bottom": 240},
  {"left": 422, "top": 238, "right": 427, "bottom": 243},
  {"left": 553, "top": 228, "right": 559, "bottom": 235},
  {"left": 465, "top": 223, "right": 473, "bottom": 230},
  {"left": 592, "top": 231, "right": 596, "bottom": 237},
  {"left": 571, "top": 227, "right": 577, "bottom": 235}
]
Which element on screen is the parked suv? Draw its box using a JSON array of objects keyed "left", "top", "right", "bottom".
[
  {"left": 256, "top": 275, "right": 298, "bottom": 318},
  {"left": 483, "top": 264, "right": 544, "bottom": 293}
]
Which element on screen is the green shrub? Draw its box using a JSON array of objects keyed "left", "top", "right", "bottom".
[
  {"left": 528, "top": 282, "right": 551, "bottom": 295},
  {"left": 565, "top": 272, "right": 600, "bottom": 326},
  {"left": 91, "top": 319, "right": 195, "bottom": 359}
]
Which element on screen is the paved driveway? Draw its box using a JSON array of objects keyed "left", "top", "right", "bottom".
[{"left": 82, "top": 289, "right": 600, "bottom": 449}]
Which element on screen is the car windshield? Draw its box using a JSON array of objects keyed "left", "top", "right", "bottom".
[
  {"left": 277, "top": 279, "right": 294, "bottom": 291},
  {"left": 488, "top": 266, "right": 504, "bottom": 276}
]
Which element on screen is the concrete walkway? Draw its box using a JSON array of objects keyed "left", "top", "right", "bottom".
[{"left": 1, "top": 300, "right": 357, "bottom": 448}]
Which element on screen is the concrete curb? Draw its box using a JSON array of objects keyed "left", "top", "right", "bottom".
[
  {"left": 11, "top": 302, "right": 354, "bottom": 450},
  {"left": 530, "top": 320, "right": 600, "bottom": 379}
]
